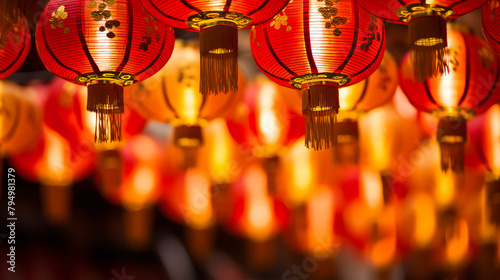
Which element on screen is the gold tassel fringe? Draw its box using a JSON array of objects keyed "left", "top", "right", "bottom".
[
  {"left": 437, "top": 118, "right": 466, "bottom": 173},
  {"left": 87, "top": 84, "right": 124, "bottom": 143},
  {"left": 302, "top": 84, "right": 339, "bottom": 150},
  {"left": 409, "top": 15, "right": 449, "bottom": 81},
  {"left": 200, "top": 24, "right": 238, "bottom": 95}
]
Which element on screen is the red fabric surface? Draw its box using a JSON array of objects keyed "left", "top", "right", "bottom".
[
  {"left": 399, "top": 30, "right": 500, "bottom": 115},
  {"left": 0, "top": 14, "right": 30, "bottom": 79},
  {"left": 36, "top": 0, "right": 175, "bottom": 84},
  {"left": 140, "top": 0, "right": 290, "bottom": 31},
  {"left": 482, "top": 0, "right": 500, "bottom": 54},
  {"left": 251, "top": 0, "right": 385, "bottom": 89}
]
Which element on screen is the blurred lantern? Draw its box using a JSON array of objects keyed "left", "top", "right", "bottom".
[
  {"left": 227, "top": 75, "right": 304, "bottom": 158},
  {"left": 129, "top": 41, "right": 245, "bottom": 154},
  {"left": 140, "top": 0, "right": 289, "bottom": 96},
  {"left": 482, "top": 0, "right": 500, "bottom": 54},
  {"left": 36, "top": 0, "right": 174, "bottom": 143},
  {"left": 470, "top": 104, "right": 500, "bottom": 227},
  {"left": 355, "top": 0, "right": 486, "bottom": 81},
  {"left": 44, "top": 78, "right": 147, "bottom": 192},
  {"left": 9, "top": 126, "right": 95, "bottom": 226},
  {"left": 0, "top": 4, "right": 30, "bottom": 80},
  {"left": 97, "top": 135, "right": 162, "bottom": 250},
  {"left": 160, "top": 167, "right": 215, "bottom": 262},
  {"left": 339, "top": 168, "right": 399, "bottom": 270},
  {"left": 227, "top": 163, "right": 289, "bottom": 271},
  {"left": 251, "top": 0, "right": 385, "bottom": 150},
  {"left": 399, "top": 30, "right": 500, "bottom": 173},
  {"left": 0, "top": 81, "right": 43, "bottom": 156},
  {"left": 226, "top": 75, "right": 304, "bottom": 196}
]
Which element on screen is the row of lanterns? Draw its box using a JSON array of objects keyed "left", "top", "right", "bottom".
[
  {"left": 2, "top": 62, "right": 500, "bottom": 274},
  {"left": 3, "top": 1, "right": 500, "bottom": 156}
]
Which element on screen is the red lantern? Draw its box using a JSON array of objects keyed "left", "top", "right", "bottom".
[
  {"left": 0, "top": 81, "right": 43, "bottom": 156},
  {"left": 251, "top": 0, "right": 385, "bottom": 150},
  {"left": 469, "top": 104, "right": 500, "bottom": 226},
  {"left": 140, "top": 0, "right": 289, "bottom": 96},
  {"left": 356, "top": 0, "right": 487, "bottom": 81},
  {"left": 226, "top": 75, "right": 304, "bottom": 158},
  {"left": 0, "top": 7, "right": 30, "bottom": 79},
  {"left": 36, "top": 0, "right": 174, "bottom": 143},
  {"left": 129, "top": 41, "right": 245, "bottom": 149},
  {"left": 482, "top": 0, "right": 500, "bottom": 54},
  {"left": 399, "top": 30, "right": 500, "bottom": 173}
]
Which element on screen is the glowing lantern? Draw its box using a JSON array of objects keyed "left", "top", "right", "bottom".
[
  {"left": 129, "top": 41, "right": 245, "bottom": 149},
  {"left": 0, "top": 5, "right": 30, "bottom": 79},
  {"left": 140, "top": 0, "right": 289, "bottom": 96},
  {"left": 251, "top": 0, "right": 385, "bottom": 150},
  {"left": 36, "top": 0, "right": 175, "bottom": 143},
  {"left": 399, "top": 30, "right": 500, "bottom": 173},
  {"left": 470, "top": 104, "right": 500, "bottom": 226},
  {"left": 160, "top": 167, "right": 215, "bottom": 261},
  {"left": 0, "top": 81, "right": 43, "bottom": 156},
  {"left": 226, "top": 75, "right": 304, "bottom": 158},
  {"left": 482, "top": 0, "right": 500, "bottom": 54},
  {"left": 9, "top": 126, "right": 95, "bottom": 226},
  {"left": 282, "top": 51, "right": 398, "bottom": 163},
  {"left": 97, "top": 135, "right": 162, "bottom": 250},
  {"left": 356, "top": 0, "right": 486, "bottom": 81}
]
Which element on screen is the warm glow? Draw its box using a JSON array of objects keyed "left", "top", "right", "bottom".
[
  {"left": 485, "top": 105, "right": 500, "bottom": 177},
  {"left": 435, "top": 170, "right": 455, "bottom": 209},
  {"left": 184, "top": 169, "right": 214, "bottom": 229},
  {"left": 393, "top": 87, "right": 418, "bottom": 121},
  {"left": 361, "top": 106, "right": 392, "bottom": 171},
  {"left": 371, "top": 206, "right": 396, "bottom": 268},
  {"left": 132, "top": 167, "right": 155, "bottom": 196},
  {"left": 41, "top": 128, "right": 71, "bottom": 186},
  {"left": 123, "top": 165, "right": 157, "bottom": 211},
  {"left": 178, "top": 86, "right": 200, "bottom": 125},
  {"left": 243, "top": 165, "right": 275, "bottom": 241},
  {"left": 131, "top": 136, "right": 158, "bottom": 162},
  {"left": 445, "top": 218, "right": 469, "bottom": 265},
  {"left": 361, "top": 169, "right": 383, "bottom": 214},
  {"left": 307, "top": 188, "right": 334, "bottom": 254},
  {"left": 412, "top": 194, "right": 436, "bottom": 248},
  {"left": 287, "top": 138, "right": 312, "bottom": 205},
  {"left": 339, "top": 80, "right": 366, "bottom": 111},
  {"left": 481, "top": 186, "right": 496, "bottom": 241},
  {"left": 257, "top": 82, "right": 282, "bottom": 147},
  {"left": 434, "top": 33, "right": 463, "bottom": 109},
  {"left": 204, "top": 119, "right": 231, "bottom": 183}
]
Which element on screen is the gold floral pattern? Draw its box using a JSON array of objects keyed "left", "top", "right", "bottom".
[
  {"left": 317, "top": 0, "right": 346, "bottom": 37},
  {"left": 360, "top": 15, "right": 381, "bottom": 51},
  {"left": 90, "top": 0, "right": 120, "bottom": 38},
  {"left": 49, "top": 5, "right": 69, "bottom": 34},
  {"left": 479, "top": 47, "right": 495, "bottom": 74},
  {"left": 0, "top": 20, "right": 21, "bottom": 49},
  {"left": 251, "top": 26, "right": 260, "bottom": 47},
  {"left": 270, "top": 0, "right": 292, "bottom": 31},
  {"left": 139, "top": 12, "right": 161, "bottom": 51}
]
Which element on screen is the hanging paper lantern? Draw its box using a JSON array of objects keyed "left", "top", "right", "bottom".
[
  {"left": 0, "top": 81, "right": 43, "bottom": 156},
  {"left": 399, "top": 30, "right": 500, "bottom": 173},
  {"left": 226, "top": 75, "right": 304, "bottom": 158},
  {"left": 129, "top": 41, "right": 245, "bottom": 149},
  {"left": 469, "top": 105, "right": 500, "bottom": 226},
  {"left": 281, "top": 51, "right": 398, "bottom": 163},
  {"left": 36, "top": 0, "right": 175, "bottom": 143},
  {"left": 482, "top": 0, "right": 500, "bottom": 54},
  {"left": 251, "top": 0, "right": 385, "bottom": 150},
  {"left": 140, "top": 0, "right": 289, "bottom": 96},
  {"left": 355, "top": 0, "right": 487, "bottom": 81},
  {"left": 9, "top": 126, "right": 96, "bottom": 225},
  {"left": 0, "top": 5, "right": 30, "bottom": 79}
]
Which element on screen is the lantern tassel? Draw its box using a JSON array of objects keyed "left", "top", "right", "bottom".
[
  {"left": 437, "top": 118, "right": 466, "bottom": 173},
  {"left": 87, "top": 84, "right": 124, "bottom": 143},
  {"left": 334, "top": 120, "right": 359, "bottom": 164},
  {"left": 409, "top": 15, "right": 449, "bottom": 82},
  {"left": 302, "top": 84, "right": 339, "bottom": 150},
  {"left": 200, "top": 24, "right": 238, "bottom": 95},
  {"left": 487, "top": 179, "right": 500, "bottom": 227}
]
